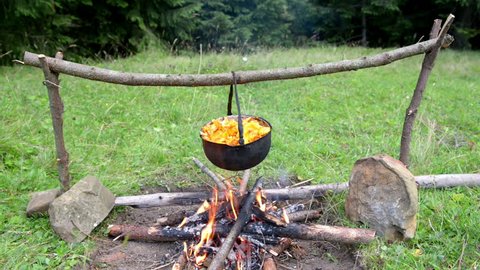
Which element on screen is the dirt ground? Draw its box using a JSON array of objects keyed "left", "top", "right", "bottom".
[{"left": 88, "top": 183, "right": 365, "bottom": 270}]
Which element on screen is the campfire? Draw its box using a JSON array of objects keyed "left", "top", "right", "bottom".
[
  {"left": 108, "top": 167, "right": 376, "bottom": 270},
  {"left": 176, "top": 178, "right": 292, "bottom": 269}
]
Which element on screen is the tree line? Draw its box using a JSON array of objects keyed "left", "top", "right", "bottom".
[{"left": 1, "top": 0, "right": 478, "bottom": 65}]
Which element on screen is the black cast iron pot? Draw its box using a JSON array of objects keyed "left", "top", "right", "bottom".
[
  {"left": 201, "top": 115, "right": 272, "bottom": 171},
  {"left": 200, "top": 72, "right": 272, "bottom": 171}
]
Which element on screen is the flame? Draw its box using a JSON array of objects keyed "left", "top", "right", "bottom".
[
  {"left": 282, "top": 208, "right": 290, "bottom": 224},
  {"left": 193, "top": 188, "right": 218, "bottom": 265},
  {"left": 177, "top": 217, "right": 187, "bottom": 228},
  {"left": 196, "top": 200, "right": 211, "bottom": 214},
  {"left": 225, "top": 180, "right": 239, "bottom": 220},
  {"left": 178, "top": 200, "right": 211, "bottom": 228},
  {"left": 256, "top": 188, "right": 266, "bottom": 212}
]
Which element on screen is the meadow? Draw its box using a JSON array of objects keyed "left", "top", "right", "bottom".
[{"left": 0, "top": 45, "right": 479, "bottom": 269}]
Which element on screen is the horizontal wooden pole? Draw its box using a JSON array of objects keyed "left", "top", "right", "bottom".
[
  {"left": 114, "top": 174, "right": 479, "bottom": 208},
  {"left": 22, "top": 37, "right": 447, "bottom": 87},
  {"left": 415, "top": 174, "right": 480, "bottom": 188}
]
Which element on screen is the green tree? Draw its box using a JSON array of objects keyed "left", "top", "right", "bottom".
[{"left": 0, "top": 0, "right": 201, "bottom": 64}]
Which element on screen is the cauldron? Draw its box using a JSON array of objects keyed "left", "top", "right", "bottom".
[
  {"left": 201, "top": 115, "right": 272, "bottom": 171},
  {"left": 200, "top": 72, "right": 272, "bottom": 171}
]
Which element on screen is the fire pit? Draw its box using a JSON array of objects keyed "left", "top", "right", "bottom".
[{"left": 108, "top": 164, "right": 376, "bottom": 270}]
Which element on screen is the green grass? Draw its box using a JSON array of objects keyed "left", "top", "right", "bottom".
[{"left": 1, "top": 45, "right": 479, "bottom": 269}]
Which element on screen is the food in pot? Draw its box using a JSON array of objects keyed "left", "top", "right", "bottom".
[{"left": 201, "top": 116, "right": 270, "bottom": 146}]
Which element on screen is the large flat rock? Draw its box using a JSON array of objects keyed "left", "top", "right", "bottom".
[
  {"left": 49, "top": 176, "right": 115, "bottom": 243},
  {"left": 345, "top": 155, "right": 418, "bottom": 241}
]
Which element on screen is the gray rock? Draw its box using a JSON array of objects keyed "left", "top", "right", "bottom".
[
  {"left": 345, "top": 154, "right": 418, "bottom": 241},
  {"left": 26, "top": 188, "right": 61, "bottom": 217},
  {"left": 48, "top": 176, "right": 115, "bottom": 243}
]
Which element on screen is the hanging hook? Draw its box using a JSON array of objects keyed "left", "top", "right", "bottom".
[{"left": 231, "top": 71, "right": 244, "bottom": 146}]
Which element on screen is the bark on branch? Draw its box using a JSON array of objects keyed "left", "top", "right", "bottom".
[
  {"left": 23, "top": 36, "right": 452, "bottom": 87},
  {"left": 399, "top": 15, "right": 455, "bottom": 167},
  {"left": 114, "top": 182, "right": 348, "bottom": 208},
  {"left": 114, "top": 174, "right": 479, "bottom": 208},
  {"left": 38, "top": 53, "right": 71, "bottom": 191}
]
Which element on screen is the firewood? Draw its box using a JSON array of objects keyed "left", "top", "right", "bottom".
[
  {"left": 155, "top": 210, "right": 195, "bottom": 226},
  {"left": 207, "top": 177, "right": 264, "bottom": 270},
  {"left": 252, "top": 206, "right": 287, "bottom": 227},
  {"left": 192, "top": 158, "right": 226, "bottom": 191},
  {"left": 263, "top": 238, "right": 292, "bottom": 270},
  {"left": 115, "top": 174, "right": 480, "bottom": 208},
  {"left": 108, "top": 222, "right": 375, "bottom": 244},
  {"left": 286, "top": 210, "right": 321, "bottom": 223}
]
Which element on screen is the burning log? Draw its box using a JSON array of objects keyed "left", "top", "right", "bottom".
[
  {"left": 252, "top": 206, "right": 287, "bottom": 227},
  {"left": 248, "top": 222, "right": 375, "bottom": 244},
  {"left": 108, "top": 224, "right": 199, "bottom": 242},
  {"left": 108, "top": 222, "right": 375, "bottom": 245},
  {"left": 208, "top": 177, "right": 264, "bottom": 270}
]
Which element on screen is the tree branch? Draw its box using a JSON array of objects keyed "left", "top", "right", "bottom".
[
  {"left": 192, "top": 157, "right": 227, "bottom": 191},
  {"left": 399, "top": 14, "right": 455, "bottom": 167},
  {"left": 23, "top": 36, "right": 452, "bottom": 87},
  {"left": 38, "top": 53, "right": 71, "bottom": 191}
]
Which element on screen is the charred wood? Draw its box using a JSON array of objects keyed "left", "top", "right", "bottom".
[{"left": 108, "top": 222, "right": 375, "bottom": 245}]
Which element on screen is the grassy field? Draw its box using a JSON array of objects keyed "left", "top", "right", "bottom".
[{"left": 1, "top": 45, "right": 479, "bottom": 269}]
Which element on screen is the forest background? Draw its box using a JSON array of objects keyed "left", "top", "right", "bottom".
[{"left": 1, "top": 0, "right": 479, "bottom": 65}]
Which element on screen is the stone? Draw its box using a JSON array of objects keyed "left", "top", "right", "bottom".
[
  {"left": 48, "top": 176, "right": 115, "bottom": 243},
  {"left": 345, "top": 154, "right": 418, "bottom": 241},
  {"left": 26, "top": 188, "right": 61, "bottom": 217}
]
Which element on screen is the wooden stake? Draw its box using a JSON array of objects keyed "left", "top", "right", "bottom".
[
  {"left": 399, "top": 15, "right": 455, "bottom": 167},
  {"left": 38, "top": 52, "right": 71, "bottom": 191}
]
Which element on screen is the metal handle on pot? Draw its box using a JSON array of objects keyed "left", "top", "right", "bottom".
[{"left": 227, "top": 72, "right": 244, "bottom": 146}]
